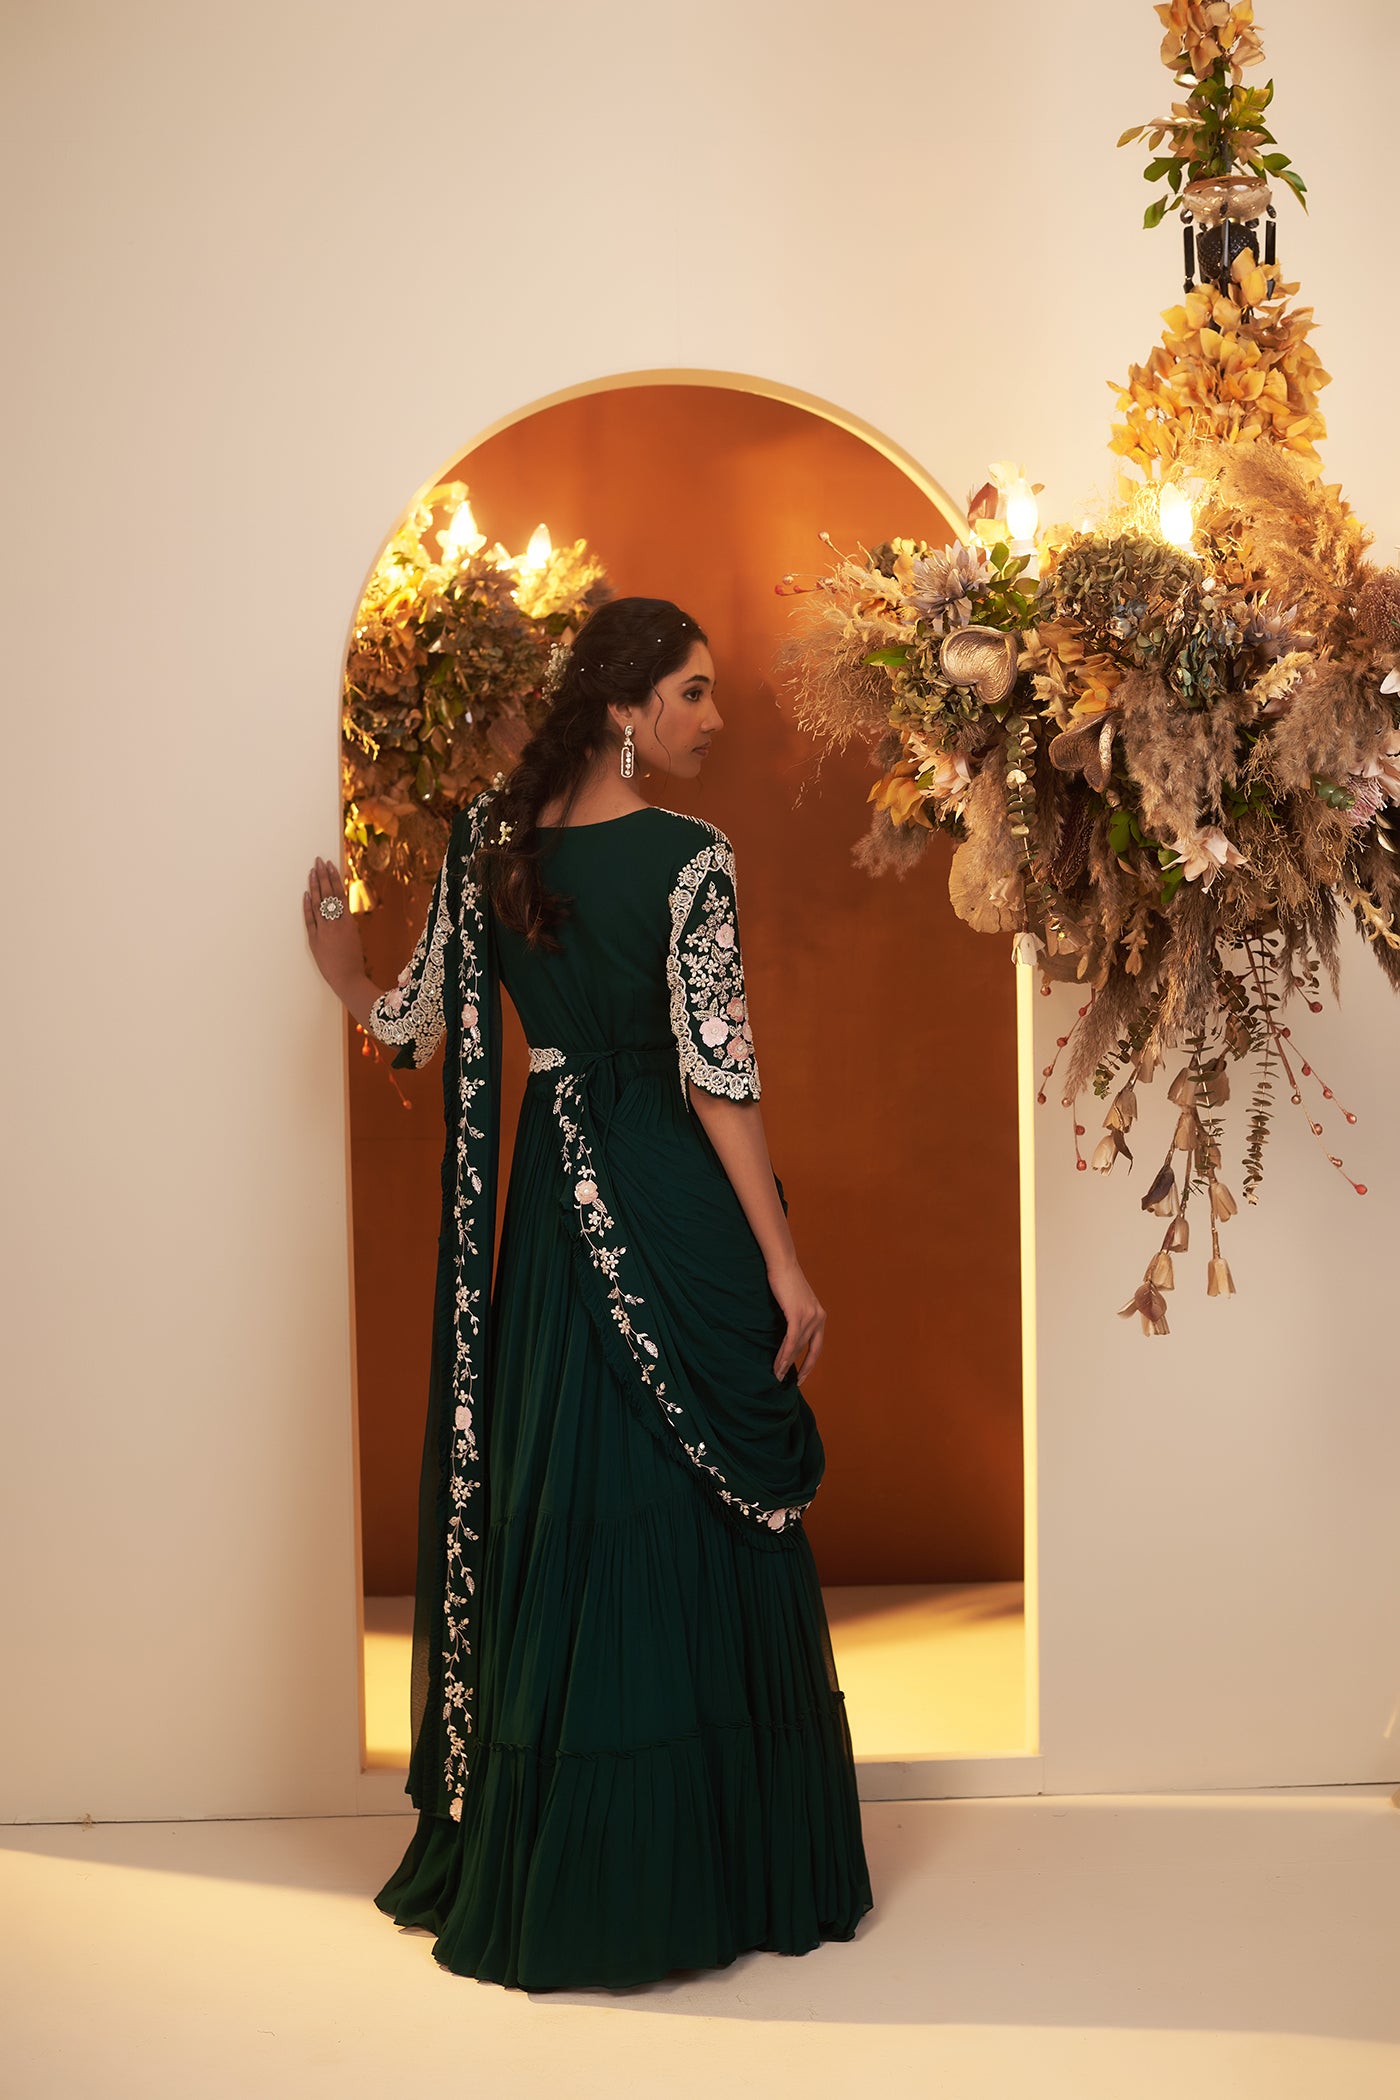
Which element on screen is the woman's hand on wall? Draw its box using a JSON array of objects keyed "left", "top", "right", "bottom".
[{"left": 303, "top": 856, "right": 381, "bottom": 1029}]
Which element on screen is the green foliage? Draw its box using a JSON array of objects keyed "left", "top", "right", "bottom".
[{"left": 1120, "top": 34, "right": 1308, "bottom": 233}]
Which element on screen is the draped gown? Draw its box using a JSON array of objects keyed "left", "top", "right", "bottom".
[{"left": 367, "top": 788, "right": 872, "bottom": 1989}]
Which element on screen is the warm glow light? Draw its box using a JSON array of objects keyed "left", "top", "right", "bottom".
[
  {"left": 1157, "top": 483, "right": 1195, "bottom": 549},
  {"left": 519, "top": 522, "right": 552, "bottom": 574},
  {"left": 1006, "top": 480, "right": 1039, "bottom": 545},
  {"left": 439, "top": 497, "right": 485, "bottom": 563}
]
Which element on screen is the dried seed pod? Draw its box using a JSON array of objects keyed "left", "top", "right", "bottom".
[
  {"left": 938, "top": 625, "right": 1020, "bottom": 705},
  {"left": 1104, "top": 1082, "right": 1138, "bottom": 1132},
  {"left": 1167, "top": 1066, "right": 1198, "bottom": 1108},
  {"left": 1119, "top": 1280, "right": 1170, "bottom": 1335},
  {"left": 1141, "top": 1161, "right": 1177, "bottom": 1215},
  {"left": 1173, "top": 1108, "right": 1203, "bottom": 1151}
]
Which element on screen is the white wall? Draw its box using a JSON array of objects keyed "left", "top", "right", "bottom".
[{"left": 5, "top": 0, "right": 1398, "bottom": 1820}]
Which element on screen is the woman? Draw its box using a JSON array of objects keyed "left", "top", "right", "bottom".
[{"left": 304, "top": 595, "right": 873, "bottom": 1989}]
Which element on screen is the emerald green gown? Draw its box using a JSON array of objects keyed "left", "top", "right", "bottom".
[{"left": 366, "top": 787, "right": 872, "bottom": 1989}]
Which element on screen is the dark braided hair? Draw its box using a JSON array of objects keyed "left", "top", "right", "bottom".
[{"left": 476, "top": 595, "right": 707, "bottom": 949}]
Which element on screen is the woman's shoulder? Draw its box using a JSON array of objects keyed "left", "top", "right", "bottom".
[
  {"left": 652, "top": 807, "right": 738, "bottom": 870},
  {"left": 448, "top": 783, "right": 503, "bottom": 851}
]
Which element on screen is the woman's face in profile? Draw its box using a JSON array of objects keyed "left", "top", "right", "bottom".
[{"left": 626, "top": 638, "right": 723, "bottom": 779}]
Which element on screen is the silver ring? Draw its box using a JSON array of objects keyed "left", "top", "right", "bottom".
[{"left": 318, "top": 894, "right": 345, "bottom": 921}]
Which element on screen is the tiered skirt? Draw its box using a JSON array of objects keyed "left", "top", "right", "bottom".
[{"left": 373, "top": 1070, "right": 873, "bottom": 1990}]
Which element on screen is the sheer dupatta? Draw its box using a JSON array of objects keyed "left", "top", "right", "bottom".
[{"left": 366, "top": 788, "right": 503, "bottom": 1823}]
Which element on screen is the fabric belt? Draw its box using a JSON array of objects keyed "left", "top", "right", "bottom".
[{"left": 525, "top": 1041, "right": 677, "bottom": 1139}]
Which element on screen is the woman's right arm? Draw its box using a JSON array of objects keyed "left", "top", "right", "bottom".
[
  {"left": 303, "top": 850, "right": 449, "bottom": 1062},
  {"left": 303, "top": 855, "right": 381, "bottom": 1024}
]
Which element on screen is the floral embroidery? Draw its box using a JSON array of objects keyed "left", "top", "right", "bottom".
[
  {"left": 365, "top": 854, "right": 453, "bottom": 1070},
  {"left": 438, "top": 809, "right": 499, "bottom": 1822},
  {"left": 666, "top": 828, "right": 762, "bottom": 1103},
  {"left": 371, "top": 794, "right": 498, "bottom": 1823},
  {"left": 380, "top": 803, "right": 804, "bottom": 1824},
  {"left": 545, "top": 1057, "right": 805, "bottom": 1536}
]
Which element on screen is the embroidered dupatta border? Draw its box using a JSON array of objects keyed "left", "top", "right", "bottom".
[
  {"left": 367, "top": 790, "right": 501, "bottom": 1824},
  {"left": 548, "top": 1065, "right": 810, "bottom": 1540},
  {"left": 437, "top": 796, "right": 498, "bottom": 1821}
]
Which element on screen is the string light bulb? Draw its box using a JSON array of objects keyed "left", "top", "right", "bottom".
[
  {"left": 518, "top": 523, "right": 552, "bottom": 575},
  {"left": 1157, "top": 482, "right": 1196, "bottom": 550},
  {"left": 439, "top": 497, "right": 485, "bottom": 563},
  {"left": 1005, "top": 479, "right": 1040, "bottom": 547}
]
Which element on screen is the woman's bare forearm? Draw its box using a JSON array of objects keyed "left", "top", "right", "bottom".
[
  {"left": 336, "top": 970, "right": 382, "bottom": 1031},
  {"left": 687, "top": 1085, "right": 799, "bottom": 1276}
]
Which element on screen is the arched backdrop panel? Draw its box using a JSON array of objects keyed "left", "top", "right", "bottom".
[{"left": 353, "top": 381, "right": 1023, "bottom": 1587}]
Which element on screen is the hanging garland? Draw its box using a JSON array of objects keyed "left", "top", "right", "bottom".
[{"left": 780, "top": 4, "right": 1400, "bottom": 1330}]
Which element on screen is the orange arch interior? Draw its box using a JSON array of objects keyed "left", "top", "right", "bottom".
[{"left": 352, "top": 381, "right": 1023, "bottom": 1586}]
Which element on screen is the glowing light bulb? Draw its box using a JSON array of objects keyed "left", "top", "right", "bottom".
[
  {"left": 439, "top": 497, "right": 485, "bottom": 562},
  {"left": 519, "top": 522, "right": 552, "bottom": 574},
  {"left": 1157, "top": 483, "right": 1195, "bottom": 549},
  {"left": 1005, "top": 480, "right": 1039, "bottom": 546}
]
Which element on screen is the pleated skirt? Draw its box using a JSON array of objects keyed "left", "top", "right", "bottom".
[{"left": 373, "top": 1076, "right": 874, "bottom": 1990}]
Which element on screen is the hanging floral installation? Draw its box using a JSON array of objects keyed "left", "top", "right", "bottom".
[
  {"left": 1112, "top": 1, "right": 1326, "bottom": 478},
  {"left": 342, "top": 482, "right": 610, "bottom": 905},
  {"left": 779, "top": 4, "right": 1400, "bottom": 1330}
]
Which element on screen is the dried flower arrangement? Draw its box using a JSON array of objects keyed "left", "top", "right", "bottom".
[
  {"left": 778, "top": 10, "right": 1400, "bottom": 1330},
  {"left": 342, "top": 482, "right": 610, "bottom": 904},
  {"left": 781, "top": 451, "right": 1400, "bottom": 1328},
  {"left": 1113, "top": 3, "right": 1325, "bottom": 479},
  {"left": 1120, "top": 0, "right": 1305, "bottom": 228}
]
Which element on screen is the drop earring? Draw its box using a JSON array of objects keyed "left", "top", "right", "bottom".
[{"left": 620, "top": 722, "right": 635, "bottom": 779}]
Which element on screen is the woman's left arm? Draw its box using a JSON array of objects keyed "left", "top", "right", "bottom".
[
  {"left": 686, "top": 1087, "right": 825, "bottom": 1380},
  {"left": 667, "top": 833, "right": 825, "bottom": 1379}
]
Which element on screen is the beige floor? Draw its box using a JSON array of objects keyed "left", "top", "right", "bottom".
[
  {"left": 364, "top": 1582, "right": 1028, "bottom": 1768},
  {"left": 4, "top": 1790, "right": 1397, "bottom": 2098}
]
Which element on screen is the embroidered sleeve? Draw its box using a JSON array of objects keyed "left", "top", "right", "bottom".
[
  {"left": 667, "top": 834, "right": 762, "bottom": 1102},
  {"left": 365, "top": 842, "right": 453, "bottom": 1070}
]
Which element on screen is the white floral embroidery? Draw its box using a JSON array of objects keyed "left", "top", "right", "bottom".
[
  {"left": 666, "top": 830, "right": 763, "bottom": 1103},
  {"left": 374, "top": 796, "right": 497, "bottom": 1823},
  {"left": 366, "top": 856, "right": 453, "bottom": 1070},
  {"left": 527, "top": 1045, "right": 565, "bottom": 1072},
  {"left": 545, "top": 1061, "right": 805, "bottom": 1536},
  {"left": 439, "top": 815, "right": 497, "bottom": 1824}
]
